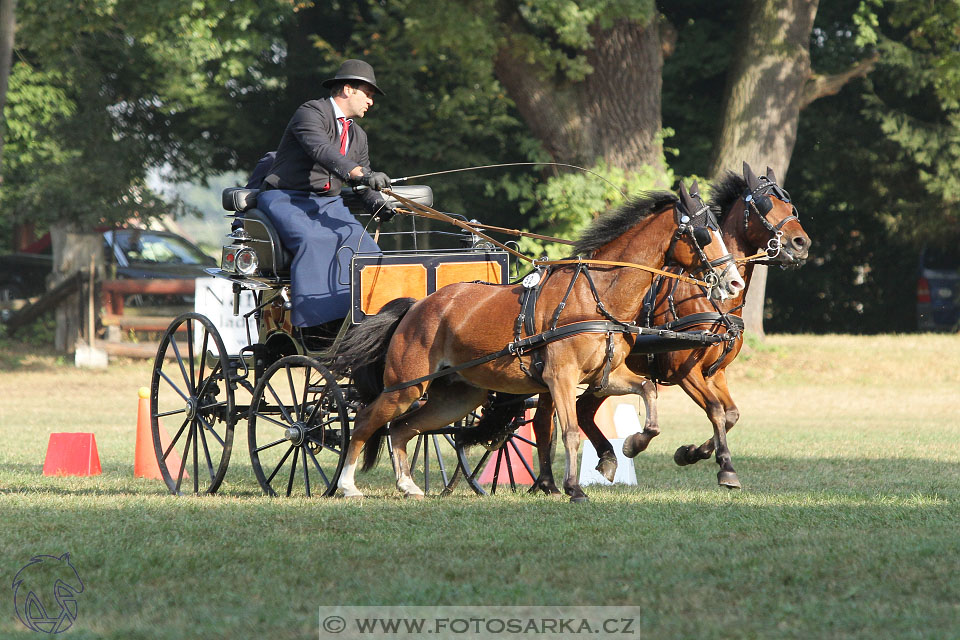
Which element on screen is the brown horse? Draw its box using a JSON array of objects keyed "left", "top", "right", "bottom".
[
  {"left": 330, "top": 184, "right": 746, "bottom": 500},
  {"left": 529, "top": 163, "right": 811, "bottom": 492}
]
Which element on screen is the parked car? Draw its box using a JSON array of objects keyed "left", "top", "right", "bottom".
[
  {"left": 0, "top": 228, "right": 217, "bottom": 305},
  {"left": 917, "top": 245, "right": 960, "bottom": 331}
]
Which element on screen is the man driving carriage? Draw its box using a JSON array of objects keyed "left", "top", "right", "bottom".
[{"left": 255, "top": 59, "right": 395, "bottom": 343}]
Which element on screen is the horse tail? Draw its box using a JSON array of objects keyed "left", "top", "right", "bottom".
[
  {"left": 360, "top": 427, "right": 386, "bottom": 472},
  {"left": 328, "top": 296, "right": 416, "bottom": 402},
  {"left": 458, "top": 392, "right": 533, "bottom": 447}
]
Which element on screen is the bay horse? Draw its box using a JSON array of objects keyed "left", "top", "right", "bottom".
[
  {"left": 528, "top": 163, "right": 811, "bottom": 492},
  {"left": 330, "top": 183, "right": 746, "bottom": 501}
]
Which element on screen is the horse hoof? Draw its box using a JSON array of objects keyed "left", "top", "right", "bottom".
[
  {"left": 596, "top": 457, "right": 618, "bottom": 483},
  {"left": 341, "top": 493, "right": 364, "bottom": 500},
  {"left": 569, "top": 494, "right": 590, "bottom": 503},
  {"left": 674, "top": 445, "right": 696, "bottom": 466},
  {"left": 622, "top": 434, "right": 641, "bottom": 458},
  {"left": 718, "top": 470, "right": 741, "bottom": 489},
  {"left": 404, "top": 492, "right": 425, "bottom": 500}
]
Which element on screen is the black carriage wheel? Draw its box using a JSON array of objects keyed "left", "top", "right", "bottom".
[
  {"left": 150, "top": 312, "right": 236, "bottom": 495},
  {"left": 452, "top": 408, "right": 547, "bottom": 496},
  {"left": 248, "top": 355, "right": 349, "bottom": 497},
  {"left": 386, "top": 430, "right": 475, "bottom": 497}
]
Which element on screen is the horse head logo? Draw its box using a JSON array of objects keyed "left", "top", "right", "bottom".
[{"left": 12, "top": 553, "right": 84, "bottom": 634}]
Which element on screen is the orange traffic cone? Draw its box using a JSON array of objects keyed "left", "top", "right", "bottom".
[
  {"left": 477, "top": 409, "right": 537, "bottom": 485},
  {"left": 134, "top": 386, "right": 186, "bottom": 479},
  {"left": 43, "top": 433, "right": 102, "bottom": 476}
]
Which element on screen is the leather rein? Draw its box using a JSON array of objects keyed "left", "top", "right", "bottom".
[{"left": 381, "top": 188, "right": 719, "bottom": 288}]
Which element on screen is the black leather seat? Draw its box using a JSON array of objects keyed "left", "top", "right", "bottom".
[
  {"left": 219, "top": 184, "right": 435, "bottom": 280},
  {"left": 222, "top": 187, "right": 292, "bottom": 278}
]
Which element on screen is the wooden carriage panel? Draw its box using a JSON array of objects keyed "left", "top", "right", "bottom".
[
  {"left": 351, "top": 251, "right": 509, "bottom": 323},
  {"left": 435, "top": 261, "right": 503, "bottom": 289},
  {"left": 358, "top": 264, "right": 429, "bottom": 316}
]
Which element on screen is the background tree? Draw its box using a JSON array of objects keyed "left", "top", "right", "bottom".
[
  {"left": 0, "top": 0, "right": 14, "bottom": 184},
  {"left": 4, "top": 0, "right": 958, "bottom": 344}
]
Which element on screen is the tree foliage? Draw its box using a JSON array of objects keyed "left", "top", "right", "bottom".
[
  {"left": 1, "top": 0, "right": 295, "bottom": 232},
  {"left": 2, "top": 0, "right": 958, "bottom": 334}
]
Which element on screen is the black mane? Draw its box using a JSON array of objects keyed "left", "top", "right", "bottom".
[
  {"left": 573, "top": 192, "right": 678, "bottom": 256},
  {"left": 709, "top": 172, "right": 747, "bottom": 223}
]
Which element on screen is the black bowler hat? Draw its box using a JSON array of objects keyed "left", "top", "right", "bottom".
[{"left": 321, "top": 59, "right": 384, "bottom": 95}]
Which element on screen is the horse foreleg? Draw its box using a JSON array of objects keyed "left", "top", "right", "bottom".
[
  {"left": 622, "top": 379, "right": 661, "bottom": 458},
  {"left": 673, "top": 373, "right": 740, "bottom": 488},
  {"left": 529, "top": 394, "right": 561, "bottom": 495},
  {"left": 575, "top": 393, "right": 617, "bottom": 482},
  {"left": 542, "top": 374, "right": 588, "bottom": 503},
  {"left": 338, "top": 387, "right": 422, "bottom": 498},
  {"left": 388, "top": 381, "right": 488, "bottom": 499}
]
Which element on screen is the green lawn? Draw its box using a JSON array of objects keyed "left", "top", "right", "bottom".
[{"left": 1, "top": 334, "right": 958, "bottom": 639}]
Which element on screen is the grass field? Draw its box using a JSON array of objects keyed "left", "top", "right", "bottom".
[{"left": 1, "top": 334, "right": 958, "bottom": 639}]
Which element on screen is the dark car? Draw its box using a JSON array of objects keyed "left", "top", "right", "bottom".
[
  {"left": 917, "top": 245, "right": 960, "bottom": 332},
  {"left": 0, "top": 228, "right": 216, "bottom": 304}
]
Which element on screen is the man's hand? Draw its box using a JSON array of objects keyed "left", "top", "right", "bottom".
[
  {"left": 363, "top": 171, "right": 391, "bottom": 191},
  {"left": 374, "top": 201, "right": 397, "bottom": 223}
]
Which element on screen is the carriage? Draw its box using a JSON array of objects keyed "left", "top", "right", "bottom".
[{"left": 147, "top": 176, "right": 769, "bottom": 499}]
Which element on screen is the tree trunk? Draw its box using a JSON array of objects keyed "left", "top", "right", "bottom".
[
  {"left": 0, "top": 0, "right": 16, "bottom": 183},
  {"left": 50, "top": 225, "right": 103, "bottom": 353},
  {"left": 709, "top": 0, "right": 819, "bottom": 339},
  {"left": 494, "top": 13, "right": 666, "bottom": 180}
]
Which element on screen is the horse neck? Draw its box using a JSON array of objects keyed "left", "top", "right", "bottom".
[
  {"left": 589, "top": 208, "right": 676, "bottom": 319},
  {"left": 718, "top": 199, "right": 762, "bottom": 306}
]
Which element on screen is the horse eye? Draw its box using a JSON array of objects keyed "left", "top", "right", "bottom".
[{"left": 692, "top": 226, "right": 713, "bottom": 247}]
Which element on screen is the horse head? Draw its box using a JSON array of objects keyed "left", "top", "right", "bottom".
[
  {"left": 673, "top": 179, "right": 745, "bottom": 300},
  {"left": 737, "top": 162, "right": 811, "bottom": 268}
]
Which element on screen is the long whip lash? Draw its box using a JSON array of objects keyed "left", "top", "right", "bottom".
[
  {"left": 391, "top": 162, "right": 628, "bottom": 200},
  {"left": 382, "top": 188, "right": 712, "bottom": 287}
]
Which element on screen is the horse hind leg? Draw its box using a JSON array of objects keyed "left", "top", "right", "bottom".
[
  {"left": 388, "top": 381, "right": 488, "bottom": 499},
  {"left": 338, "top": 387, "right": 422, "bottom": 498},
  {"left": 623, "top": 379, "right": 661, "bottom": 458}
]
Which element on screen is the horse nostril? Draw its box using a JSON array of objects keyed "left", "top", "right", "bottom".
[{"left": 792, "top": 236, "right": 808, "bottom": 249}]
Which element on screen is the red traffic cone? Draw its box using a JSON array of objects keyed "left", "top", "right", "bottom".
[
  {"left": 477, "top": 409, "right": 536, "bottom": 485},
  {"left": 134, "top": 386, "right": 186, "bottom": 479},
  {"left": 43, "top": 433, "right": 101, "bottom": 476}
]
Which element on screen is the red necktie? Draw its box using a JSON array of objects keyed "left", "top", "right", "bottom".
[{"left": 338, "top": 117, "right": 351, "bottom": 155}]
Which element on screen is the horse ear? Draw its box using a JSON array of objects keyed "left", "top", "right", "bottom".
[
  {"left": 690, "top": 179, "right": 701, "bottom": 198},
  {"left": 766, "top": 166, "right": 778, "bottom": 184},
  {"left": 678, "top": 180, "right": 697, "bottom": 215},
  {"left": 743, "top": 162, "right": 759, "bottom": 191}
]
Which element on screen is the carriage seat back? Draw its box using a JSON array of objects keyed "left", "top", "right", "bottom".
[{"left": 221, "top": 187, "right": 292, "bottom": 278}]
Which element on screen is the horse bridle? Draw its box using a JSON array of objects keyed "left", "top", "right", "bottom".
[
  {"left": 669, "top": 195, "right": 734, "bottom": 290},
  {"left": 743, "top": 177, "right": 799, "bottom": 263}
]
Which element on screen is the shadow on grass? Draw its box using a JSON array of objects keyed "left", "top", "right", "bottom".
[
  {"left": 612, "top": 452, "right": 960, "bottom": 498},
  {"left": 2, "top": 454, "right": 958, "bottom": 501}
]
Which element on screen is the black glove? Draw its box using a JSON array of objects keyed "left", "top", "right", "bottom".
[
  {"left": 373, "top": 200, "right": 397, "bottom": 223},
  {"left": 363, "top": 171, "right": 391, "bottom": 191}
]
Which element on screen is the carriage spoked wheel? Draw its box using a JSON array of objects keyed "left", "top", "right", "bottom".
[
  {"left": 248, "top": 355, "right": 349, "bottom": 497},
  {"left": 451, "top": 408, "right": 550, "bottom": 496},
  {"left": 386, "top": 429, "right": 478, "bottom": 497},
  {"left": 150, "top": 312, "right": 236, "bottom": 495}
]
